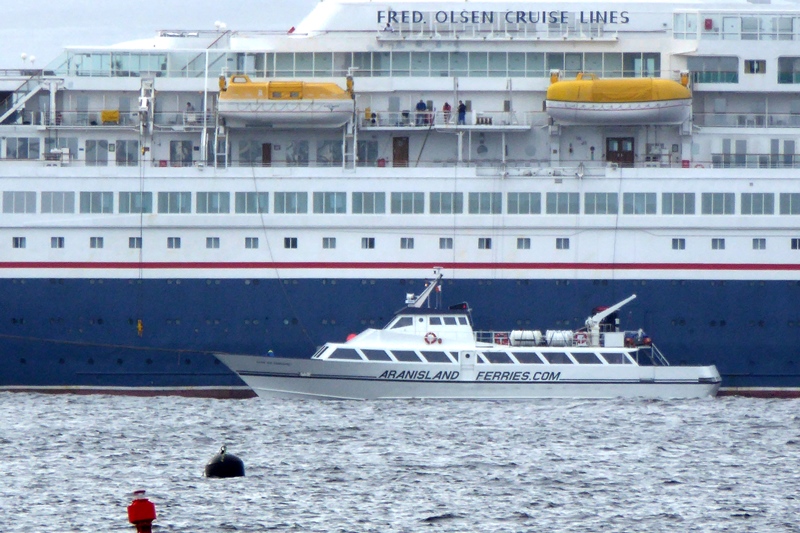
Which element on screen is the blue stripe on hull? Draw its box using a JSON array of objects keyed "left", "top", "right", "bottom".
[{"left": 1, "top": 278, "right": 799, "bottom": 393}]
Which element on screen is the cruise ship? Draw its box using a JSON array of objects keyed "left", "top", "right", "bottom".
[{"left": 2, "top": 0, "right": 799, "bottom": 397}]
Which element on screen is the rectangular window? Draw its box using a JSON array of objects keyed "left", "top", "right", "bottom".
[
  {"left": 744, "top": 59, "right": 766, "bottom": 74},
  {"left": 3, "top": 191, "right": 36, "bottom": 213},
  {"left": 89, "top": 236, "right": 104, "bottom": 249},
  {"left": 115, "top": 139, "right": 139, "bottom": 166},
  {"left": 793, "top": 238, "right": 800, "bottom": 250},
  {"left": 439, "top": 237, "right": 453, "bottom": 249},
  {"left": 235, "top": 192, "right": 269, "bottom": 214},
  {"left": 400, "top": 237, "right": 414, "bottom": 249},
  {"left": 6, "top": 137, "right": 40, "bottom": 160},
  {"left": 167, "top": 237, "right": 181, "bottom": 249},
  {"left": 517, "top": 237, "right": 531, "bottom": 249},
  {"left": 245, "top": 237, "right": 259, "bottom": 249},
  {"left": 478, "top": 237, "right": 492, "bottom": 249},
  {"left": 196, "top": 192, "right": 230, "bottom": 214},
  {"left": 672, "top": 238, "right": 686, "bottom": 250},
  {"left": 41, "top": 192, "right": 75, "bottom": 214},
  {"left": 556, "top": 237, "right": 570, "bottom": 250},
  {"left": 780, "top": 193, "right": 800, "bottom": 214},
  {"left": 507, "top": 192, "right": 542, "bottom": 214},
  {"left": 701, "top": 193, "right": 735, "bottom": 214},
  {"left": 206, "top": 237, "right": 220, "bottom": 249},
  {"left": 129, "top": 237, "right": 142, "bottom": 249},
  {"left": 119, "top": 192, "right": 153, "bottom": 214},
  {"left": 313, "top": 192, "right": 347, "bottom": 214},
  {"left": 12, "top": 237, "right": 26, "bottom": 249},
  {"left": 390, "top": 192, "right": 424, "bottom": 214},
  {"left": 352, "top": 192, "right": 386, "bottom": 214},
  {"left": 322, "top": 237, "right": 336, "bottom": 249},
  {"left": 468, "top": 192, "right": 502, "bottom": 214},
  {"left": 712, "top": 238, "right": 726, "bottom": 250},
  {"left": 85, "top": 140, "right": 108, "bottom": 166},
  {"left": 622, "top": 193, "right": 657, "bottom": 214},
  {"left": 274, "top": 192, "right": 308, "bottom": 214},
  {"left": 545, "top": 192, "right": 579, "bottom": 214},
  {"left": 753, "top": 238, "right": 766, "bottom": 250},
  {"left": 741, "top": 193, "right": 775, "bottom": 215},
  {"left": 429, "top": 192, "right": 464, "bottom": 214},
  {"left": 662, "top": 193, "right": 695, "bottom": 215},
  {"left": 362, "top": 237, "right": 375, "bottom": 249},
  {"left": 584, "top": 193, "right": 618, "bottom": 215},
  {"left": 79, "top": 192, "right": 113, "bottom": 214},
  {"left": 157, "top": 192, "right": 192, "bottom": 214},
  {"left": 284, "top": 237, "right": 298, "bottom": 249},
  {"left": 169, "top": 140, "right": 192, "bottom": 167},
  {"left": 51, "top": 236, "right": 65, "bottom": 249}
]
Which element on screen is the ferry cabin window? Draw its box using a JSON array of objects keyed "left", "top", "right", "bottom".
[
  {"left": 169, "top": 141, "right": 192, "bottom": 167},
  {"left": 687, "top": 56, "right": 738, "bottom": 84},
  {"left": 322, "top": 237, "right": 336, "bottom": 249},
  {"left": 421, "top": 351, "right": 451, "bottom": 363},
  {"left": 3, "top": 191, "right": 36, "bottom": 214},
  {"left": 238, "top": 140, "right": 262, "bottom": 167},
  {"left": 458, "top": 317, "right": 468, "bottom": 325},
  {"left": 701, "top": 193, "right": 735, "bottom": 215},
  {"left": 517, "top": 238, "right": 531, "bottom": 250},
  {"left": 585, "top": 193, "right": 619, "bottom": 215},
  {"left": 329, "top": 348, "right": 363, "bottom": 360},
  {"left": 89, "top": 237, "right": 104, "bottom": 249},
  {"left": 478, "top": 238, "right": 492, "bottom": 250},
  {"left": 158, "top": 192, "right": 192, "bottom": 214},
  {"left": 235, "top": 192, "right": 269, "bottom": 214},
  {"left": 741, "top": 193, "right": 775, "bottom": 215},
  {"left": 362, "top": 237, "right": 375, "bottom": 249},
  {"left": 317, "top": 141, "right": 344, "bottom": 166},
  {"left": 483, "top": 352, "right": 513, "bottom": 364},
  {"left": 167, "top": 237, "right": 181, "bottom": 249},
  {"left": 313, "top": 192, "right": 346, "bottom": 214},
  {"left": 792, "top": 239, "right": 800, "bottom": 250},
  {"left": 556, "top": 238, "right": 570, "bottom": 250},
  {"left": 392, "top": 350, "right": 422, "bottom": 362},
  {"left": 672, "top": 238, "right": 686, "bottom": 250},
  {"left": 119, "top": 192, "right": 153, "bottom": 214},
  {"left": 712, "top": 238, "right": 726, "bottom": 250},
  {"left": 429, "top": 317, "right": 442, "bottom": 325},
  {"left": 245, "top": 237, "right": 259, "bottom": 249},
  {"left": 79, "top": 192, "right": 113, "bottom": 214},
  {"left": 780, "top": 193, "right": 800, "bottom": 214},
  {"left": 274, "top": 192, "right": 308, "bottom": 214},
  {"left": 196, "top": 192, "right": 230, "bottom": 214},
  {"left": 129, "top": 237, "right": 142, "bottom": 249},
  {"left": 284, "top": 238, "right": 298, "bottom": 249},
  {"left": 600, "top": 353, "right": 632, "bottom": 365},
  {"left": 443, "top": 317, "right": 457, "bottom": 326},
  {"left": 662, "top": 193, "right": 695, "bottom": 215},
  {"left": 362, "top": 349, "right": 392, "bottom": 361},
  {"left": 390, "top": 317, "right": 413, "bottom": 329},
  {"left": 206, "top": 237, "right": 220, "bottom": 249},
  {"left": 571, "top": 352, "right": 602, "bottom": 364},
  {"left": 507, "top": 193, "right": 542, "bottom": 214},
  {"left": 430, "top": 192, "right": 463, "bottom": 214},
  {"left": 6, "top": 137, "right": 40, "bottom": 160},
  {"left": 391, "top": 192, "right": 424, "bottom": 214},
  {"left": 778, "top": 57, "right": 800, "bottom": 84},
  {"left": 542, "top": 352, "right": 574, "bottom": 364},
  {"left": 753, "top": 238, "right": 766, "bottom": 250},
  {"left": 439, "top": 238, "right": 453, "bottom": 250},
  {"left": 400, "top": 238, "right": 414, "bottom": 250},
  {"left": 546, "top": 193, "right": 579, "bottom": 214},
  {"left": 352, "top": 192, "right": 386, "bottom": 214},
  {"left": 41, "top": 192, "right": 75, "bottom": 214},
  {"left": 622, "top": 193, "right": 657, "bottom": 215},
  {"left": 51, "top": 237, "right": 65, "bottom": 249},
  {"left": 513, "top": 353, "right": 544, "bottom": 364},
  {"left": 12, "top": 237, "right": 26, "bottom": 249},
  {"left": 744, "top": 60, "right": 766, "bottom": 74},
  {"left": 115, "top": 140, "right": 139, "bottom": 166},
  {"left": 85, "top": 140, "right": 108, "bottom": 166},
  {"left": 468, "top": 192, "right": 502, "bottom": 214}
]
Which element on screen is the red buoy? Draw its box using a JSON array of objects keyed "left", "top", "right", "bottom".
[{"left": 127, "top": 490, "right": 156, "bottom": 533}]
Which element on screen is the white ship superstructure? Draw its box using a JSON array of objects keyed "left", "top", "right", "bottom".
[{"left": 1, "top": 0, "right": 799, "bottom": 396}]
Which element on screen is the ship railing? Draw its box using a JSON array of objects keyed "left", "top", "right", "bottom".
[
  {"left": 632, "top": 344, "right": 670, "bottom": 367},
  {"left": 360, "top": 109, "right": 546, "bottom": 128},
  {"left": 694, "top": 112, "right": 800, "bottom": 128},
  {"left": 708, "top": 153, "right": 800, "bottom": 169}
]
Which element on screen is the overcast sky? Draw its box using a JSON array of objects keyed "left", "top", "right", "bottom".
[{"left": 0, "top": 0, "right": 318, "bottom": 68}]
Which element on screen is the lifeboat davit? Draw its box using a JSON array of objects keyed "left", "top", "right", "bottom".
[
  {"left": 217, "top": 74, "right": 355, "bottom": 128},
  {"left": 546, "top": 73, "right": 691, "bottom": 126}
]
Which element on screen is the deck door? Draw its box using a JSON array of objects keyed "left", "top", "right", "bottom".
[
  {"left": 393, "top": 137, "right": 409, "bottom": 167},
  {"left": 606, "top": 137, "right": 634, "bottom": 167},
  {"left": 261, "top": 143, "right": 272, "bottom": 166}
]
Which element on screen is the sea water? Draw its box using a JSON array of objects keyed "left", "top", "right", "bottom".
[{"left": 1, "top": 394, "right": 798, "bottom": 532}]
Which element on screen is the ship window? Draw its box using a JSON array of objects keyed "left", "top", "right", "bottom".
[
  {"left": 662, "top": 193, "right": 695, "bottom": 215},
  {"left": 546, "top": 192, "right": 579, "bottom": 214},
  {"left": 701, "top": 192, "right": 735, "bottom": 214},
  {"left": 167, "top": 237, "right": 181, "bottom": 249},
  {"left": 41, "top": 192, "right": 75, "bottom": 214},
  {"left": 741, "top": 193, "right": 774, "bottom": 215},
  {"left": 51, "top": 237, "right": 65, "bottom": 249},
  {"left": 322, "top": 237, "right": 336, "bottom": 249},
  {"left": 430, "top": 192, "right": 464, "bottom": 214},
  {"left": 129, "top": 237, "right": 142, "bottom": 249},
  {"left": 585, "top": 193, "right": 619, "bottom": 215},
  {"left": 80, "top": 192, "right": 113, "bottom": 214},
  {"left": 362, "top": 237, "right": 375, "bottom": 249},
  {"left": 571, "top": 352, "right": 602, "bottom": 364},
  {"left": 439, "top": 237, "right": 453, "bottom": 250},
  {"left": 600, "top": 352, "right": 632, "bottom": 364},
  {"left": 329, "top": 348, "right": 363, "bottom": 360},
  {"left": 712, "top": 238, "right": 726, "bottom": 250},
  {"left": 158, "top": 192, "right": 192, "bottom": 214},
  {"left": 89, "top": 237, "right": 104, "bottom": 249},
  {"left": 780, "top": 193, "right": 800, "bottom": 214},
  {"left": 421, "top": 351, "right": 451, "bottom": 363},
  {"left": 478, "top": 237, "right": 492, "bottom": 250},
  {"left": 392, "top": 350, "right": 422, "bottom": 362},
  {"left": 443, "top": 317, "right": 457, "bottom": 325},
  {"left": 391, "top": 192, "right": 424, "bottom": 214},
  {"left": 468, "top": 192, "right": 502, "bottom": 214},
  {"left": 313, "top": 192, "right": 347, "bottom": 214},
  {"left": 169, "top": 140, "right": 192, "bottom": 167},
  {"left": 483, "top": 352, "right": 513, "bottom": 364},
  {"left": 517, "top": 238, "right": 531, "bottom": 250},
  {"left": 744, "top": 60, "right": 766, "bottom": 74},
  {"left": 245, "top": 237, "right": 259, "bottom": 249},
  {"left": 6, "top": 137, "right": 40, "bottom": 160},
  {"left": 753, "top": 238, "right": 766, "bottom": 250},
  {"left": 196, "top": 192, "right": 230, "bottom": 214},
  {"left": 235, "top": 192, "right": 269, "bottom": 214},
  {"left": 542, "top": 352, "right": 573, "bottom": 364},
  {"left": 513, "top": 352, "right": 544, "bottom": 364},
  {"left": 507, "top": 192, "right": 542, "bottom": 214},
  {"left": 458, "top": 317, "right": 468, "bottom": 325},
  {"left": 115, "top": 140, "right": 139, "bottom": 166},
  {"left": 429, "top": 317, "right": 442, "bottom": 325},
  {"left": 400, "top": 237, "right": 414, "bottom": 249},
  {"left": 362, "top": 349, "right": 392, "bottom": 361},
  {"left": 284, "top": 237, "right": 298, "bottom": 249},
  {"left": 274, "top": 192, "right": 308, "bottom": 214},
  {"left": 623, "top": 193, "right": 657, "bottom": 214},
  {"left": 206, "top": 237, "right": 220, "bottom": 249},
  {"left": 2, "top": 191, "right": 36, "bottom": 213},
  {"left": 556, "top": 238, "right": 570, "bottom": 250},
  {"left": 792, "top": 238, "right": 800, "bottom": 250},
  {"left": 352, "top": 192, "right": 386, "bottom": 214},
  {"left": 12, "top": 237, "right": 26, "bottom": 249},
  {"left": 390, "top": 316, "right": 413, "bottom": 329},
  {"left": 672, "top": 238, "right": 686, "bottom": 250},
  {"left": 119, "top": 192, "right": 153, "bottom": 214}
]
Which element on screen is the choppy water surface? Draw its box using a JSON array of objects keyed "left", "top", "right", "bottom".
[{"left": 1, "top": 394, "right": 798, "bottom": 532}]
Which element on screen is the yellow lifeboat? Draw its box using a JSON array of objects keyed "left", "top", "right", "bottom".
[
  {"left": 217, "top": 74, "right": 355, "bottom": 128},
  {"left": 546, "top": 73, "right": 691, "bottom": 125}
]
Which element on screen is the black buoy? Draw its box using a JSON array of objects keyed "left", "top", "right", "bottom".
[{"left": 204, "top": 445, "right": 245, "bottom": 478}]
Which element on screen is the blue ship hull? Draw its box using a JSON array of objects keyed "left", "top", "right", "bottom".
[{"left": 2, "top": 277, "right": 799, "bottom": 396}]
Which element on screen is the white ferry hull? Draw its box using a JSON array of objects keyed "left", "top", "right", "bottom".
[{"left": 215, "top": 354, "right": 721, "bottom": 400}]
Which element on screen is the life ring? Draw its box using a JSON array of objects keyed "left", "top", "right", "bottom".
[
  {"left": 574, "top": 332, "right": 588, "bottom": 346},
  {"left": 695, "top": 164, "right": 704, "bottom": 168},
  {"left": 424, "top": 332, "right": 438, "bottom": 345}
]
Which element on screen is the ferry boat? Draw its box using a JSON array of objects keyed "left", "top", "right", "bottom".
[
  {"left": 1, "top": 0, "right": 799, "bottom": 397},
  {"left": 214, "top": 269, "right": 721, "bottom": 399}
]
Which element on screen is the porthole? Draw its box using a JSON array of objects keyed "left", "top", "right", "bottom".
[{"left": 245, "top": 280, "right": 251, "bottom": 285}]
